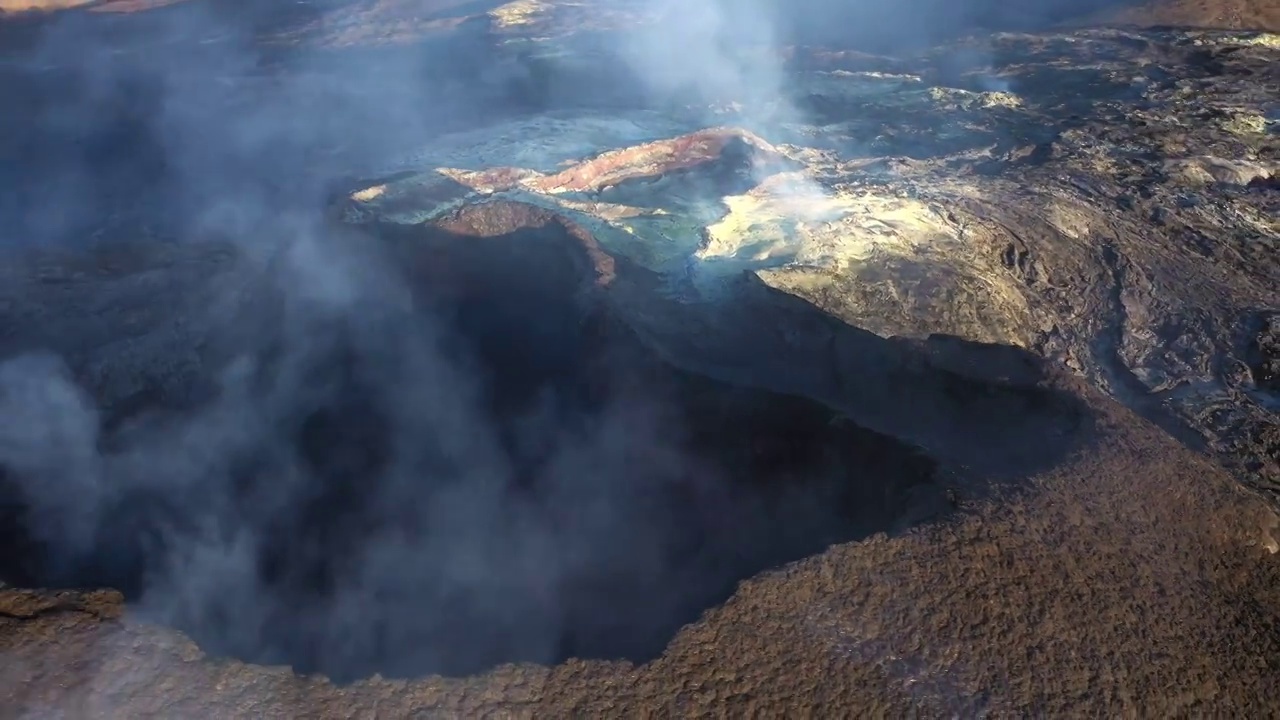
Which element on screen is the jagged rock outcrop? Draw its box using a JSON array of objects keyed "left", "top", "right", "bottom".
[{"left": 347, "top": 27, "right": 1280, "bottom": 498}]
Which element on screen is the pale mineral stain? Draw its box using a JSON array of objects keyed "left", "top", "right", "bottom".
[{"left": 489, "top": 0, "right": 548, "bottom": 29}]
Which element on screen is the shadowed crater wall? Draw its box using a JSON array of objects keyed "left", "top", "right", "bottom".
[{"left": 0, "top": 201, "right": 1092, "bottom": 683}]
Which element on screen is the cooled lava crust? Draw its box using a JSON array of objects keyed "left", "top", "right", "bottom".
[{"left": 1, "top": 2, "right": 1279, "bottom": 717}]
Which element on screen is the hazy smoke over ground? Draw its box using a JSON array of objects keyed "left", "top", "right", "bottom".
[
  {"left": 620, "top": 0, "right": 785, "bottom": 117},
  {"left": 0, "top": 0, "right": 1125, "bottom": 682}
]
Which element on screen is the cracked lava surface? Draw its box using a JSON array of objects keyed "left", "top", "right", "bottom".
[{"left": 0, "top": 2, "right": 1279, "bottom": 717}]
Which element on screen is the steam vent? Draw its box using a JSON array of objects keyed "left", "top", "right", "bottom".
[{"left": 1, "top": 0, "right": 1280, "bottom": 716}]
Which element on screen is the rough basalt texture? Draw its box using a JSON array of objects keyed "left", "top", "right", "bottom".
[
  {"left": 1, "top": 4, "right": 1279, "bottom": 718},
  {"left": 349, "top": 26, "right": 1280, "bottom": 500},
  {"left": 2, "top": 390, "right": 1279, "bottom": 716}
]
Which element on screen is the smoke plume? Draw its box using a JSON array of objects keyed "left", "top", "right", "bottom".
[{"left": 0, "top": 0, "right": 1128, "bottom": 683}]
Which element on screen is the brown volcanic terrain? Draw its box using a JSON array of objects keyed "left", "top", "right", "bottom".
[
  {"left": 1102, "top": 0, "right": 1280, "bottom": 29},
  {"left": 2, "top": 380, "right": 1278, "bottom": 716},
  {"left": 0, "top": 1, "right": 1279, "bottom": 718}
]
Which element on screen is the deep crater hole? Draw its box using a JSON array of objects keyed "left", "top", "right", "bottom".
[{"left": 0, "top": 218, "right": 947, "bottom": 682}]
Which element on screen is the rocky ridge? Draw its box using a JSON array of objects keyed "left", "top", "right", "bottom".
[{"left": 347, "top": 26, "right": 1280, "bottom": 497}]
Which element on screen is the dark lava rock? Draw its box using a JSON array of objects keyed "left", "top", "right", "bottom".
[
  {"left": 1252, "top": 311, "right": 1280, "bottom": 392},
  {"left": 0, "top": 4, "right": 1279, "bottom": 718}
]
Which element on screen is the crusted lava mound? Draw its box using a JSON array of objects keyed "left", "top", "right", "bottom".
[{"left": 344, "top": 27, "right": 1280, "bottom": 500}]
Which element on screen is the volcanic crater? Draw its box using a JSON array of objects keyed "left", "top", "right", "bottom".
[
  {"left": 1, "top": 2, "right": 1279, "bottom": 715},
  {"left": 0, "top": 182, "right": 1095, "bottom": 683}
]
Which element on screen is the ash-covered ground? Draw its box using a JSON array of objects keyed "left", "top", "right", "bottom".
[{"left": 0, "top": 0, "right": 1278, "bottom": 716}]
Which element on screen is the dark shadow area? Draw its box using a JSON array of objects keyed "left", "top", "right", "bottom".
[
  {"left": 0, "top": 216, "right": 945, "bottom": 678},
  {"left": 0, "top": 0, "right": 1107, "bottom": 685},
  {"left": 709, "top": 267, "right": 1097, "bottom": 482},
  {"left": 1245, "top": 310, "right": 1279, "bottom": 395},
  {"left": 0, "top": 202, "right": 1096, "bottom": 682}
]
